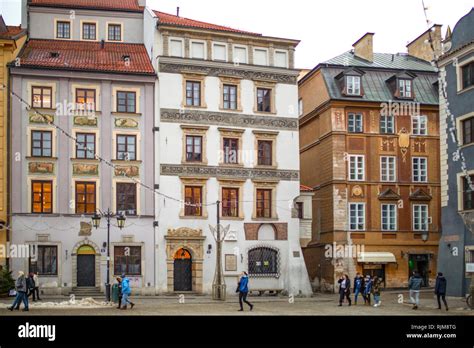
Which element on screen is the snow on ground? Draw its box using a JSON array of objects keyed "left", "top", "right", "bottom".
[{"left": 1, "top": 297, "right": 114, "bottom": 308}]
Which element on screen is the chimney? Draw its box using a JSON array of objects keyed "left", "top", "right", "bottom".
[
  {"left": 21, "top": 0, "right": 28, "bottom": 29},
  {"left": 100, "top": 39, "right": 105, "bottom": 49},
  {"left": 407, "top": 25, "right": 442, "bottom": 62},
  {"left": 176, "top": 7, "right": 180, "bottom": 17},
  {"left": 352, "top": 33, "right": 374, "bottom": 62}
]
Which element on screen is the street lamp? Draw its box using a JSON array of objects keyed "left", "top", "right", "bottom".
[{"left": 91, "top": 208, "right": 126, "bottom": 302}]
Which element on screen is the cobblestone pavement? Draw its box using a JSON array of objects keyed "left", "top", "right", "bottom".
[{"left": 0, "top": 291, "right": 473, "bottom": 316}]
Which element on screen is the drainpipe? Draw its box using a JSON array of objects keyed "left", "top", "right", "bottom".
[{"left": 6, "top": 65, "right": 12, "bottom": 271}]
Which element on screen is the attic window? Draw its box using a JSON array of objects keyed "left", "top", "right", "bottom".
[
  {"left": 50, "top": 52, "right": 60, "bottom": 58},
  {"left": 398, "top": 78, "right": 413, "bottom": 98},
  {"left": 346, "top": 75, "right": 361, "bottom": 95},
  {"left": 122, "top": 54, "right": 131, "bottom": 61}
]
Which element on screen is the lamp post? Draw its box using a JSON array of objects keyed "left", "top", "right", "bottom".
[{"left": 91, "top": 208, "right": 126, "bottom": 302}]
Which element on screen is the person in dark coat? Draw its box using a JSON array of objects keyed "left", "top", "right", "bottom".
[
  {"left": 26, "top": 273, "right": 36, "bottom": 301},
  {"left": 236, "top": 271, "right": 253, "bottom": 311},
  {"left": 353, "top": 273, "right": 364, "bottom": 305},
  {"left": 116, "top": 277, "right": 123, "bottom": 309},
  {"left": 363, "top": 275, "right": 372, "bottom": 305},
  {"left": 435, "top": 272, "right": 448, "bottom": 311},
  {"left": 8, "top": 271, "right": 29, "bottom": 311},
  {"left": 338, "top": 274, "right": 351, "bottom": 306}
]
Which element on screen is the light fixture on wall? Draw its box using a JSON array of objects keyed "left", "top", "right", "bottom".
[
  {"left": 421, "top": 231, "right": 429, "bottom": 242},
  {"left": 65, "top": 250, "right": 68, "bottom": 261},
  {"left": 207, "top": 244, "right": 212, "bottom": 254}
]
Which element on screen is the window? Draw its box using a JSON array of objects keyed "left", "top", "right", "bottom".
[
  {"left": 248, "top": 247, "right": 278, "bottom": 276},
  {"left": 213, "top": 43, "right": 227, "bottom": 61},
  {"left": 76, "top": 89, "right": 96, "bottom": 110},
  {"left": 31, "top": 130, "right": 52, "bottom": 157},
  {"left": 413, "top": 204, "right": 429, "bottom": 231},
  {"left": 222, "top": 188, "right": 239, "bottom": 217},
  {"left": 412, "top": 115, "right": 427, "bottom": 135},
  {"left": 31, "top": 181, "right": 52, "bottom": 214},
  {"left": 191, "top": 41, "right": 205, "bottom": 59},
  {"left": 347, "top": 76, "right": 361, "bottom": 95},
  {"left": 381, "top": 204, "right": 397, "bottom": 231},
  {"left": 380, "top": 156, "right": 396, "bottom": 182},
  {"left": 348, "top": 113, "right": 363, "bottom": 133},
  {"left": 186, "top": 135, "right": 202, "bottom": 162},
  {"left": 256, "top": 189, "right": 272, "bottom": 218},
  {"left": 233, "top": 46, "right": 247, "bottom": 64},
  {"left": 186, "top": 81, "right": 201, "bottom": 106},
  {"left": 257, "top": 140, "right": 272, "bottom": 166},
  {"left": 298, "top": 99, "right": 303, "bottom": 117},
  {"left": 117, "top": 91, "right": 136, "bottom": 113},
  {"left": 114, "top": 246, "right": 141, "bottom": 275},
  {"left": 463, "top": 175, "right": 474, "bottom": 210},
  {"left": 117, "top": 135, "right": 137, "bottom": 161},
  {"left": 398, "top": 79, "right": 412, "bottom": 98},
  {"left": 108, "top": 24, "right": 121, "bottom": 41},
  {"left": 296, "top": 202, "right": 304, "bottom": 219},
  {"left": 56, "top": 21, "right": 70, "bottom": 39},
  {"left": 223, "top": 138, "right": 238, "bottom": 164},
  {"left": 170, "top": 39, "right": 183, "bottom": 57},
  {"left": 75, "top": 182, "right": 96, "bottom": 214},
  {"left": 116, "top": 183, "right": 137, "bottom": 216},
  {"left": 82, "top": 22, "right": 96, "bottom": 40},
  {"left": 257, "top": 88, "right": 271, "bottom": 112},
  {"left": 254, "top": 49, "right": 268, "bottom": 66},
  {"left": 223, "top": 84, "right": 237, "bottom": 110},
  {"left": 412, "top": 157, "right": 427, "bottom": 182},
  {"left": 380, "top": 114, "right": 394, "bottom": 134},
  {"left": 462, "top": 62, "right": 474, "bottom": 90},
  {"left": 184, "top": 186, "right": 202, "bottom": 216},
  {"left": 462, "top": 118, "right": 474, "bottom": 145},
  {"left": 349, "top": 155, "right": 365, "bottom": 181},
  {"left": 274, "top": 51, "right": 288, "bottom": 68},
  {"left": 32, "top": 87, "right": 52, "bottom": 109},
  {"left": 349, "top": 203, "right": 365, "bottom": 231},
  {"left": 29, "top": 246, "right": 57, "bottom": 275},
  {"left": 76, "top": 133, "right": 95, "bottom": 159}
]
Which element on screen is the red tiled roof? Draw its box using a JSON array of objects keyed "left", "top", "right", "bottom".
[
  {"left": 30, "top": 0, "right": 143, "bottom": 12},
  {"left": 0, "top": 25, "right": 27, "bottom": 40},
  {"left": 15, "top": 39, "right": 155, "bottom": 75},
  {"left": 153, "top": 10, "right": 261, "bottom": 36},
  {"left": 300, "top": 185, "right": 313, "bottom": 192}
]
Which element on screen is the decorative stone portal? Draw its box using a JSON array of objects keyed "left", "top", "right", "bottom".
[
  {"left": 71, "top": 239, "right": 101, "bottom": 288},
  {"left": 165, "top": 228, "right": 206, "bottom": 293}
]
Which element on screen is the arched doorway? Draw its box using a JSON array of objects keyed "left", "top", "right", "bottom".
[
  {"left": 174, "top": 248, "right": 192, "bottom": 291},
  {"left": 77, "top": 245, "right": 96, "bottom": 287}
]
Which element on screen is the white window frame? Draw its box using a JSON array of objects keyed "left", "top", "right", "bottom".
[
  {"left": 413, "top": 204, "right": 429, "bottom": 231},
  {"left": 381, "top": 204, "right": 397, "bottom": 231},
  {"left": 380, "top": 156, "right": 396, "bottom": 182},
  {"left": 212, "top": 42, "right": 227, "bottom": 62},
  {"left": 412, "top": 115, "right": 428, "bottom": 135},
  {"left": 253, "top": 47, "right": 269, "bottom": 66},
  {"left": 274, "top": 49, "right": 289, "bottom": 68},
  {"left": 412, "top": 157, "right": 428, "bottom": 183},
  {"left": 380, "top": 114, "right": 395, "bottom": 134},
  {"left": 347, "top": 75, "right": 361, "bottom": 95},
  {"left": 233, "top": 45, "right": 248, "bottom": 64},
  {"left": 348, "top": 113, "right": 363, "bottom": 133},
  {"left": 399, "top": 79, "right": 413, "bottom": 98},
  {"left": 169, "top": 37, "right": 184, "bottom": 58},
  {"left": 190, "top": 40, "right": 206, "bottom": 60},
  {"left": 349, "top": 155, "right": 365, "bottom": 181},
  {"left": 349, "top": 203, "right": 365, "bottom": 231}
]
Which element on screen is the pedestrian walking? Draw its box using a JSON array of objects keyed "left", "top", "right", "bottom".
[
  {"left": 120, "top": 274, "right": 135, "bottom": 310},
  {"left": 338, "top": 274, "right": 351, "bottom": 306},
  {"left": 435, "top": 272, "right": 449, "bottom": 311},
  {"left": 32, "top": 272, "right": 41, "bottom": 301},
  {"left": 8, "top": 271, "right": 29, "bottom": 311},
  {"left": 372, "top": 276, "right": 382, "bottom": 307},
  {"left": 363, "top": 275, "right": 372, "bottom": 305},
  {"left": 26, "top": 272, "right": 35, "bottom": 301},
  {"left": 116, "top": 277, "right": 123, "bottom": 310},
  {"left": 353, "top": 273, "right": 364, "bottom": 305},
  {"left": 236, "top": 271, "right": 253, "bottom": 311},
  {"left": 408, "top": 271, "right": 423, "bottom": 310}
]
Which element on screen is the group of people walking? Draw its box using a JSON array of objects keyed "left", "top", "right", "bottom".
[
  {"left": 115, "top": 274, "right": 135, "bottom": 310},
  {"left": 8, "top": 271, "right": 41, "bottom": 311}
]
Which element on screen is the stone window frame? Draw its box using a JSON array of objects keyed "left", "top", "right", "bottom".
[
  {"left": 182, "top": 73, "right": 207, "bottom": 109},
  {"left": 253, "top": 130, "right": 278, "bottom": 169},
  {"left": 169, "top": 36, "right": 185, "bottom": 58},
  {"left": 28, "top": 81, "right": 57, "bottom": 111},
  {"left": 181, "top": 125, "right": 209, "bottom": 165},
  {"left": 54, "top": 18, "right": 72, "bottom": 40},
  {"left": 233, "top": 44, "right": 248, "bottom": 64},
  {"left": 218, "top": 76, "right": 243, "bottom": 112},
  {"left": 106, "top": 22, "right": 123, "bottom": 42},
  {"left": 253, "top": 80, "right": 277, "bottom": 115},
  {"left": 189, "top": 39, "right": 207, "bottom": 60},
  {"left": 180, "top": 177, "right": 209, "bottom": 219},
  {"left": 456, "top": 55, "right": 474, "bottom": 93},
  {"left": 27, "top": 125, "right": 57, "bottom": 158},
  {"left": 456, "top": 170, "right": 474, "bottom": 212},
  {"left": 111, "top": 241, "right": 145, "bottom": 280},
  {"left": 274, "top": 49, "right": 289, "bottom": 68},
  {"left": 252, "top": 180, "right": 279, "bottom": 221},
  {"left": 27, "top": 177, "right": 57, "bottom": 214},
  {"left": 112, "top": 130, "right": 141, "bottom": 162},
  {"left": 71, "top": 128, "right": 100, "bottom": 160},
  {"left": 253, "top": 47, "right": 269, "bottom": 66},
  {"left": 218, "top": 179, "right": 245, "bottom": 220},
  {"left": 212, "top": 42, "right": 228, "bottom": 62},
  {"left": 24, "top": 241, "right": 62, "bottom": 279},
  {"left": 456, "top": 111, "right": 474, "bottom": 147},
  {"left": 70, "top": 178, "right": 100, "bottom": 215},
  {"left": 218, "top": 127, "right": 244, "bottom": 167},
  {"left": 112, "top": 178, "right": 141, "bottom": 216},
  {"left": 80, "top": 20, "right": 98, "bottom": 41},
  {"left": 72, "top": 83, "right": 101, "bottom": 112},
  {"left": 112, "top": 86, "right": 141, "bottom": 114}
]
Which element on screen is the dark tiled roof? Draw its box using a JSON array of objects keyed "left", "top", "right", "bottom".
[
  {"left": 29, "top": 0, "right": 143, "bottom": 12},
  {"left": 14, "top": 39, "right": 155, "bottom": 75},
  {"left": 153, "top": 10, "right": 262, "bottom": 36}
]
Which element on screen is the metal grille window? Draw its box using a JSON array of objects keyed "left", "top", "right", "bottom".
[
  {"left": 348, "top": 113, "right": 363, "bottom": 133},
  {"left": 184, "top": 186, "right": 202, "bottom": 216},
  {"left": 412, "top": 115, "right": 428, "bottom": 135},
  {"left": 248, "top": 247, "right": 279, "bottom": 277},
  {"left": 32, "top": 86, "right": 52, "bottom": 109},
  {"left": 114, "top": 246, "right": 141, "bottom": 275},
  {"left": 222, "top": 187, "right": 239, "bottom": 217},
  {"left": 346, "top": 75, "right": 361, "bottom": 95},
  {"left": 412, "top": 157, "right": 427, "bottom": 182},
  {"left": 380, "top": 156, "right": 396, "bottom": 182},
  {"left": 223, "top": 84, "right": 237, "bottom": 110},
  {"left": 31, "top": 130, "right": 52, "bottom": 157},
  {"left": 186, "top": 135, "right": 202, "bottom": 162},
  {"left": 56, "top": 21, "right": 70, "bottom": 39},
  {"left": 117, "top": 91, "right": 136, "bottom": 113},
  {"left": 349, "top": 203, "right": 365, "bottom": 231},
  {"left": 380, "top": 114, "right": 394, "bottom": 134},
  {"left": 463, "top": 118, "right": 474, "bottom": 145},
  {"left": 82, "top": 22, "right": 96, "bottom": 40},
  {"left": 108, "top": 24, "right": 122, "bottom": 41},
  {"left": 223, "top": 138, "right": 238, "bottom": 164},
  {"left": 76, "top": 133, "right": 95, "bottom": 159},
  {"left": 117, "top": 135, "right": 136, "bottom": 161},
  {"left": 29, "top": 246, "right": 57, "bottom": 275},
  {"left": 186, "top": 81, "right": 201, "bottom": 106},
  {"left": 32, "top": 181, "right": 53, "bottom": 214},
  {"left": 349, "top": 155, "right": 365, "bottom": 181},
  {"left": 75, "top": 182, "right": 96, "bottom": 214},
  {"left": 116, "top": 183, "right": 137, "bottom": 216},
  {"left": 462, "top": 62, "right": 474, "bottom": 90},
  {"left": 257, "top": 88, "right": 271, "bottom": 112},
  {"left": 463, "top": 175, "right": 474, "bottom": 210},
  {"left": 381, "top": 204, "right": 397, "bottom": 231},
  {"left": 413, "top": 204, "right": 429, "bottom": 231},
  {"left": 256, "top": 189, "right": 272, "bottom": 218}
]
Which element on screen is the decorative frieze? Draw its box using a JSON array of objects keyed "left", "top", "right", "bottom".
[
  {"left": 74, "top": 116, "right": 98, "bottom": 127},
  {"left": 29, "top": 112, "right": 54, "bottom": 124},
  {"left": 161, "top": 164, "right": 299, "bottom": 181},
  {"left": 73, "top": 163, "right": 99, "bottom": 176},
  {"left": 115, "top": 118, "right": 139, "bottom": 128},
  {"left": 115, "top": 165, "right": 140, "bottom": 177},
  {"left": 161, "top": 108, "right": 298, "bottom": 131},
  {"left": 28, "top": 162, "right": 54, "bottom": 174}
]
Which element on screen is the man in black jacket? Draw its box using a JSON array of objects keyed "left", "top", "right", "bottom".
[{"left": 435, "top": 272, "right": 448, "bottom": 311}]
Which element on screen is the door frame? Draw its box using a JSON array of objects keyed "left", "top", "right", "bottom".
[
  {"left": 77, "top": 254, "right": 96, "bottom": 287},
  {"left": 71, "top": 240, "right": 101, "bottom": 288},
  {"left": 173, "top": 249, "right": 193, "bottom": 291}
]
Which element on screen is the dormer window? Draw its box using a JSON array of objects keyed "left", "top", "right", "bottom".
[
  {"left": 398, "top": 79, "right": 413, "bottom": 98},
  {"left": 347, "top": 76, "right": 361, "bottom": 95}
]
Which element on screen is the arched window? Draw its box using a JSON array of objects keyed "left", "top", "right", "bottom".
[{"left": 248, "top": 247, "right": 279, "bottom": 277}]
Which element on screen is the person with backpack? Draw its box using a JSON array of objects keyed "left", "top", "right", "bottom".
[
  {"left": 353, "top": 273, "right": 364, "bottom": 305},
  {"left": 120, "top": 274, "right": 135, "bottom": 310},
  {"left": 408, "top": 271, "right": 423, "bottom": 310},
  {"left": 338, "top": 274, "right": 351, "bottom": 306},
  {"left": 372, "top": 276, "right": 382, "bottom": 307},
  {"left": 435, "top": 272, "right": 449, "bottom": 311},
  {"left": 363, "top": 275, "right": 372, "bottom": 305},
  {"left": 236, "top": 271, "right": 253, "bottom": 311},
  {"left": 8, "top": 271, "right": 29, "bottom": 311}
]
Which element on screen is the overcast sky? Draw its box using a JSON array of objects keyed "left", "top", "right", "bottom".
[{"left": 1, "top": 0, "right": 473, "bottom": 68}]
